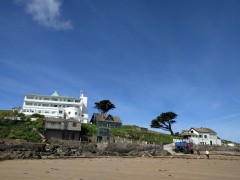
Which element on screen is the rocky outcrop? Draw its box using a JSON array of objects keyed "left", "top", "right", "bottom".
[
  {"left": 194, "top": 145, "right": 240, "bottom": 152},
  {"left": 104, "top": 143, "right": 169, "bottom": 156},
  {"left": 0, "top": 140, "right": 168, "bottom": 160},
  {"left": 0, "top": 140, "right": 45, "bottom": 160}
]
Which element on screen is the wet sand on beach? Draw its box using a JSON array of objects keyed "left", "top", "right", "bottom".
[{"left": 0, "top": 157, "right": 240, "bottom": 180}]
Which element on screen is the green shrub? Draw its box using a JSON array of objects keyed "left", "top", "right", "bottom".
[
  {"left": 81, "top": 124, "right": 98, "bottom": 136},
  {"left": 0, "top": 118, "right": 45, "bottom": 142}
]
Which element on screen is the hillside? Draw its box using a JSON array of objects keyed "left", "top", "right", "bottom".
[
  {"left": 110, "top": 125, "right": 175, "bottom": 144},
  {"left": 0, "top": 110, "right": 175, "bottom": 144},
  {"left": 0, "top": 110, "right": 45, "bottom": 142},
  {"left": 0, "top": 110, "right": 16, "bottom": 117}
]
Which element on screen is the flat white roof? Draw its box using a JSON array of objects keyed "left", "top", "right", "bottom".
[{"left": 25, "top": 94, "right": 82, "bottom": 100}]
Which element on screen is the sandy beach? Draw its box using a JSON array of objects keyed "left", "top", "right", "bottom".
[{"left": 0, "top": 156, "right": 240, "bottom": 180}]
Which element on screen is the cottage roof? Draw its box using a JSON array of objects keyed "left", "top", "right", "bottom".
[
  {"left": 180, "top": 131, "right": 195, "bottom": 136},
  {"left": 191, "top": 127, "right": 216, "bottom": 134},
  {"left": 91, "top": 113, "right": 122, "bottom": 123}
]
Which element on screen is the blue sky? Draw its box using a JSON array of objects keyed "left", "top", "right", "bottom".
[{"left": 0, "top": 0, "right": 240, "bottom": 143}]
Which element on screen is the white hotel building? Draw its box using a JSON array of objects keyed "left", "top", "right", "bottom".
[{"left": 21, "top": 91, "right": 88, "bottom": 123}]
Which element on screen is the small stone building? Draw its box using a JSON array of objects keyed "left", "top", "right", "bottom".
[{"left": 45, "top": 118, "right": 81, "bottom": 141}]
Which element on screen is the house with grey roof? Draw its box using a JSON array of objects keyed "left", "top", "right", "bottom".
[
  {"left": 90, "top": 113, "right": 122, "bottom": 128},
  {"left": 90, "top": 113, "right": 122, "bottom": 143},
  {"left": 176, "top": 127, "right": 222, "bottom": 145},
  {"left": 173, "top": 127, "right": 222, "bottom": 145}
]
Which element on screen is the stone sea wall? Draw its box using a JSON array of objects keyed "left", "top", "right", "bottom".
[{"left": 0, "top": 139, "right": 169, "bottom": 160}]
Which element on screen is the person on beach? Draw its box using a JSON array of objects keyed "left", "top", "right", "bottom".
[
  {"left": 196, "top": 150, "right": 201, "bottom": 159},
  {"left": 205, "top": 150, "right": 209, "bottom": 159}
]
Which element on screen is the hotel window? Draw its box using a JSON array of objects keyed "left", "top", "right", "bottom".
[
  {"left": 59, "top": 110, "right": 63, "bottom": 114},
  {"left": 68, "top": 112, "right": 71, "bottom": 115},
  {"left": 42, "top": 104, "right": 49, "bottom": 107},
  {"left": 75, "top": 112, "right": 77, "bottom": 115},
  {"left": 26, "top": 96, "right": 34, "bottom": 99},
  {"left": 75, "top": 100, "right": 80, "bottom": 103},
  {"left": 199, "top": 135, "right": 202, "bottom": 138},
  {"left": 43, "top": 98, "right": 50, "bottom": 100},
  {"left": 204, "top": 135, "right": 207, "bottom": 138},
  {"left": 45, "top": 111, "right": 49, "bottom": 113},
  {"left": 73, "top": 122, "right": 77, "bottom": 127},
  {"left": 25, "top": 103, "right": 32, "bottom": 106},
  {"left": 52, "top": 98, "right": 58, "bottom": 101}
]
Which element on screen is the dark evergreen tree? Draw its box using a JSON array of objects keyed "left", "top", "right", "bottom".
[
  {"left": 94, "top": 100, "right": 115, "bottom": 114},
  {"left": 150, "top": 112, "right": 177, "bottom": 135}
]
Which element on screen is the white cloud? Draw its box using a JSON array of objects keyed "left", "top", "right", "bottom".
[{"left": 17, "top": 0, "right": 72, "bottom": 30}]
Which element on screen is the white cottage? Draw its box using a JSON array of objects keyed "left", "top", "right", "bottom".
[{"left": 174, "top": 127, "right": 222, "bottom": 146}]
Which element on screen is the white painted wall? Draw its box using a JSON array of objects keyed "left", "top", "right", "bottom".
[
  {"left": 21, "top": 93, "right": 89, "bottom": 123},
  {"left": 173, "top": 128, "right": 222, "bottom": 146},
  {"left": 188, "top": 128, "right": 221, "bottom": 145}
]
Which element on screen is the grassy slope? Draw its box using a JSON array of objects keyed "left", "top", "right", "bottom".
[
  {"left": 0, "top": 110, "right": 45, "bottom": 142},
  {"left": 0, "top": 119, "right": 44, "bottom": 142},
  {"left": 0, "top": 110, "right": 15, "bottom": 117},
  {"left": 0, "top": 110, "right": 175, "bottom": 144},
  {"left": 110, "top": 125, "right": 175, "bottom": 144}
]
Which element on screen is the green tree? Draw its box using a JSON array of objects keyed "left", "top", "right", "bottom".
[
  {"left": 31, "top": 113, "right": 45, "bottom": 118},
  {"left": 150, "top": 112, "right": 177, "bottom": 135},
  {"left": 94, "top": 100, "right": 116, "bottom": 114}
]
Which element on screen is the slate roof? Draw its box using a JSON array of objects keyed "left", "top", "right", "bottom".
[
  {"left": 91, "top": 113, "right": 122, "bottom": 123},
  {"left": 191, "top": 127, "right": 217, "bottom": 134},
  {"left": 180, "top": 131, "right": 196, "bottom": 136}
]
